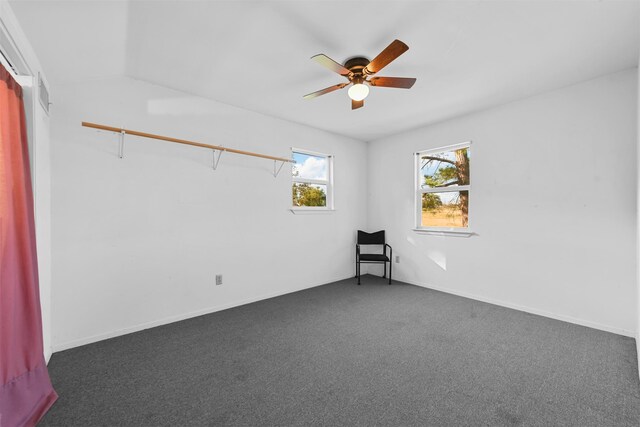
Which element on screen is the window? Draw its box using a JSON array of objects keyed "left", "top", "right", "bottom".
[
  {"left": 416, "top": 142, "right": 471, "bottom": 231},
  {"left": 291, "top": 149, "right": 333, "bottom": 209}
]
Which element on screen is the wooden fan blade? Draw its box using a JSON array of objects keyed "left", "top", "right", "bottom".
[
  {"left": 369, "top": 77, "right": 416, "bottom": 89},
  {"left": 364, "top": 39, "right": 409, "bottom": 75},
  {"left": 311, "top": 54, "right": 352, "bottom": 77},
  {"left": 352, "top": 99, "right": 364, "bottom": 110},
  {"left": 303, "top": 83, "right": 348, "bottom": 99}
]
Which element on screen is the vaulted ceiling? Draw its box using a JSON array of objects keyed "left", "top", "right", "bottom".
[{"left": 9, "top": 0, "right": 640, "bottom": 141}]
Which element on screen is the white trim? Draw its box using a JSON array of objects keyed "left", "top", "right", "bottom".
[
  {"left": 0, "top": 49, "right": 17, "bottom": 78},
  {"left": 290, "top": 147, "right": 332, "bottom": 158},
  {"left": 412, "top": 228, "right": 474, "bottom": 237},
  {"left": 14, "top": 74, "right": 32, "bottom": 87},
  {"left": 52, "top": 274, "right": 353, "bottom": 352},
  {"left": 402, "top": 277, "right": 635, "bottom": 337},
  {"left": 0, "top": 2, "right": 32, "bottom": 76},
  {"left": 294, "top": 177, "right": 329, "bottom": 186},
  {"left": 290, "top": 208, "right": 335, "bottom": 215},
  {"left": 421, "top": 184, "right": 470, "bottom": 194},
  {"left": 416, "top": 141, "right": 472, "bottom": 156}
]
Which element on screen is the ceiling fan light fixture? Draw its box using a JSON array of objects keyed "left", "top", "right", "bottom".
[
  {"left": 305, "top": 39, "right": 414, "bottom": 109},
  {"left": 348, "top": 82, "right": 369, "bottom": 101}
]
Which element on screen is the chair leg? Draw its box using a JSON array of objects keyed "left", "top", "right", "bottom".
[
  {"left": 389, "top": 261, "right": 392, "bottom": 285},
  {"left": 357, "top": 261, "right": 361, "bottom": 285},
  {"left": 383, "top": 262, "right": 386, "bottom": 278}
]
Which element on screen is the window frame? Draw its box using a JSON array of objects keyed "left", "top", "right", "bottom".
[
  {"left": 414, "top": 141, "right": 472, "bottom": 236},
  {"left": 291, "top": 147, "right": 334, "bottom": 211}
]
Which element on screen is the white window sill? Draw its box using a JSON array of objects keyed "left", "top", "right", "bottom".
[
  {"left": 412, "top": 228, "right": 475, "bottom": 237},
  {"left": 290, "top": 209, "right": 335, "bottom": 215}
]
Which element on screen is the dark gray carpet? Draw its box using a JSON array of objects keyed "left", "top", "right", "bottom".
[{"left": 41, "top": 275, "right": 640, "bottom": 426}]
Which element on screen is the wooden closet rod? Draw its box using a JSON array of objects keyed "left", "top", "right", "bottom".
[{"left": 82, "top": 121, "right": 294, "bottom": 163}]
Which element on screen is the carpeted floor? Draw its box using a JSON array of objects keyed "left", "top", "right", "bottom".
[{"left": 41, "top": 275, "right": 640, "bottom": 426}]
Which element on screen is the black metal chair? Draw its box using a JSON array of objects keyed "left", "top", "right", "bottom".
[{"left": 356, "top": 230, "right": 392, "bottom": 285}]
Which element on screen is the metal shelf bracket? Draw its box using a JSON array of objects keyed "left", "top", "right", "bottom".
[
  {"left": 273, "top": 160, "right": 286, "bottom": 178},
  {"left": 212, "top": 149, "right": 224, "bottom": 170},
  {"left": 118, "top": 129, "right": 125, "bottom": 159}
]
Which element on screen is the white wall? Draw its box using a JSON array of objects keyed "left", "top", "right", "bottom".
[
  {"left": 50, "top": 76, "right": 367, "bottom": 350},
  {"left": 368, "top": 69, "right": 638, "bottom": 336},
  {"left": 636, "top": 58, "right": 639, "bottom": 375},
  {"left": 0, "top": 1, "right": 53, "bottom": 361}
]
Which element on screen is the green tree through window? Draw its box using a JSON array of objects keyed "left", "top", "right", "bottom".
[
  {"left": 292, "top": 183, "right": 326, "bottom": 207},
  {"left": 418, "top": 145, "right": 471, "bottom": 228},
  {"left": 291, "top": 149, "right": 332, "bottom": 209}
]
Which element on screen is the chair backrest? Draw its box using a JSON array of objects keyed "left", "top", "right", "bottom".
[{"left": 357, "top": 230, "right": 385, "bottom": 245}]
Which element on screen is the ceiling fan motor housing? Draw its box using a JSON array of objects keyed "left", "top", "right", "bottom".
[{"left": 344, "top": 56, "right": 370, "bottom": 77}]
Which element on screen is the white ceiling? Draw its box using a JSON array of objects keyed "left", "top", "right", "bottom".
[{"left": 9, "top": 0, "right": 640, "bottom": 141}]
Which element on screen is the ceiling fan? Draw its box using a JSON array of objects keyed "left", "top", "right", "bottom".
[{"left": 303, "top": 39, "right": 416, "bottom": 110}]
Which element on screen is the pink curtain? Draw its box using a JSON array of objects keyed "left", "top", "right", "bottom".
[{"left": 0, "top": 65, "right": 57, "bottom": 426}]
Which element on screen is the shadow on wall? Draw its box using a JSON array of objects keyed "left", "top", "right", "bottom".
[{"left": 407, "top": 234, "right": 447, "bottom": 271}]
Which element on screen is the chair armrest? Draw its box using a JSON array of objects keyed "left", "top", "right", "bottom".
[{"left": 384, "top": 243, "right": 392, "bottom": 258}]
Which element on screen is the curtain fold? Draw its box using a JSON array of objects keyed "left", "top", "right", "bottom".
[{"left": 0, "top": 65, "right": 57, "bottom": 426}]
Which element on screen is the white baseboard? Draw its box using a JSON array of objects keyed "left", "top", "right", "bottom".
[
  {"left": 401, "top": 277, "right": 635, "bottom": 338},
  {"left": 52, "top": 274, "right": 636, "bottom": 352},
  {"left": 53, "top": 275, "right": 350, "bottom": 352}
]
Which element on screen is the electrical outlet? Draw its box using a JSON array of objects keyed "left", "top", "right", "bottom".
[
  {"left": 215, "top": 274, "right": 223, "bottom": 286},
  {"left": 395, "top": 256, "right": 400, "bottom": 263}
]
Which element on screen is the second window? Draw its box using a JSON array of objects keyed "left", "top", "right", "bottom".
[{"left": 292, "top": 149, "right": 333, "bottom": 209}]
